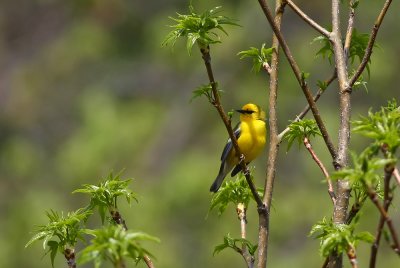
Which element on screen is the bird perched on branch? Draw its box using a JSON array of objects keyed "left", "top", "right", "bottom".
[{"left": 210, "top": 103, "right": 267, "bottom": 192}]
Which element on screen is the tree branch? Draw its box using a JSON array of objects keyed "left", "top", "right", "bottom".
[
  {"left": 285, "top": 0, "right": 331, "bottom": 37},
  {"left": 370, "top": 164, "right": 398, "bottom": 267},
  {"left": 346, "top": 246, "right": 359, "bottom": 268},
  {"left": 348, "top": 0, "right": 393, "bottom": 87},
  {"left": 257, "top": 2, "right": 285, "bottom": 268},
  {"left": 329, "top": 1, "right": 352, "bottom": 267},
  {"left": 393, "top": 167, "right": 400, "bottom": 187},
  {"left": 343, "top": 1, "right": 356, "bottom": 63},
  {"left": 64, "top": 248, "right": 76, "bottom": 268},
  {"left": 256, "top": 0, "right": 337, "bottom": 160},
  {"left": 366, "top": 185, "right": 400, "bottom": 256},
  {"left": 237, "top": 203, "right": 254, "bottom": 268},
  {"left": 200, "top": 47, "right": 263, "bottom": 208},
  {"left": 303, "top": 137, "right": 336, "bottom": 204}
]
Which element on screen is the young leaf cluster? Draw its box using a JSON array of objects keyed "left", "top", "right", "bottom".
[
  {"left": 313, "top": 30, "right": 374, "bottom": 74},
  {"left": 73, "top": 172, "right": 137, "bottom": 223},
  {"left": 237, "top": 44, "right": 274, "bottom": 73},
  {"left": 213, "top": 233, "right": 257, "bottom": 257},
  {"left": 25, "top": 209, "right": 91, "bottom": 267},
  {"left": 79, "top": 225, "right": 160, "bottom": 268},
  {"left": 309, "top": 217, "right": 374, "bottom": 257},
  {"left": 162, "top": 6, "right": 239, "bottom": 54},
  {"left": 27, "top": 172, "right": 158, "bottom": 267},
  {"left": 283, "top": 119, "right": 322, "bottom": 151},
  {"left": 191, "top": 83, "right": 223, "bottom": 103},
  {"left": 352, "top": 99, "right": 400, "bottom": 155},
  {"left": 209, "top": 174, "right": 262, "bottom": 216}
]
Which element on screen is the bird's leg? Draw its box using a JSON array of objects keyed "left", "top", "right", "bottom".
[{"left": 239, "top": 154, "right": 251, "bottom": 177}]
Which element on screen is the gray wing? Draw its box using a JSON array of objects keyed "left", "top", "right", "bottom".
[{"left": 220, "top": 123, "right": 241, "bottom": 162}]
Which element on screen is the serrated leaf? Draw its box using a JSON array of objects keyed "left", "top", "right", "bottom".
[{"left": 47, "top": 241, "right": 59, "bottom": 268}]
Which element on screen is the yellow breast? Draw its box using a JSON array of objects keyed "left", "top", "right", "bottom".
[{"left": 237, "top": 119, "right": 266, "bottom": 162}]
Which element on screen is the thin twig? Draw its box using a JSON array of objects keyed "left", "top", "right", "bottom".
[
  {"left": 370, "top": 164, "right": 396, "bottom": 267},
  {"left": 200, "top": 47, "right": 264, "bottom": 208},
  {"left": 348, "top": 0, "right": 393, "bottom": 88},
  {"left": 278, "top": 71, "right": 337, "bottom": 141},
  {"left": 256, "top": 0, "right": 337, "bottom": 160},
  {"left": 110, "top": 210, "right": 155, "bottom": 268},
  {"left": 237, "top": 203, "right": 254, "bottom": 268},
  {"left": 366, "top": 185, "right": 400, "bottom": 256},
  {"left": 259, "top": 1, "right": 285, "bottom": 268},
  {"left": 143, "top": 255, "right": 155, "bottom": 268},
  {"left": 346, "top": 246, "right": 359, "bottom": 268},
  {"left": 393, "top": 167, "right": 400, "bottom": 187},
  {"left": 304, "top": 137, "right": 336, "bottom": 204},
  {"left": 345, "top": 195, "right": 367, "bottom": 225},
  {"left": 343, "top": 1, "right": 356, "bottom": 63},
  {"left": 285, "top": 0, "right": 330, "bottom": 37}
]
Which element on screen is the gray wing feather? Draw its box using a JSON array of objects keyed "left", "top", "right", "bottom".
[{"left": 220, "top": 123, "right": 241, "bottom": 161}]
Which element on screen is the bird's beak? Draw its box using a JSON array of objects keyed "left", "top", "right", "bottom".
[{"left": 236, "top": 109, "right": 246, "bottom": 114}]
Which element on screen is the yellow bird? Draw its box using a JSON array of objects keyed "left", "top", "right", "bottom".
[{"left": 210, "top": 103, "right": 267, "bottom": 192}]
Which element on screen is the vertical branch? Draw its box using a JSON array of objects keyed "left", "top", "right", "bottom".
[
  {"left": 346, "top": 246, "right": 359, "bottom": 268},
  {"left": 330, "top": 1, "right": 351, "bottom": 267},
  {"left": 393, "top": 167, "right": 400, "bottom": 187},
  {"left": 64, "top": 248, "right": 77, "bottom": 268},
  {"left": 258, "top": 1, "right": 285, "bottom": 268},
  {"left": 343, "top": 1, "right": 356, "bottom": 62},
  {"left": 237, "top": 203, "right": 254, "bottom": 268}
]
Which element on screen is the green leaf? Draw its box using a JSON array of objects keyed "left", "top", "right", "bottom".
[
  {"left": 310, "top": 217, "right": 374, "bottom": 257},
  {"left": 283, "top": 119, "right": 322, "bottom": 151},
  {"left": 317, "top": 80, "right": 328, "bottom": 91},
  {"left": 213, "top": 234, "right": 257, "bottom": 256},
  {"left": 352, "top": 99, "right": 400, "bottom": 154},
  {"left": 73, "top": 171, "right": 137, "bottom": 216},
  {"left": 47, "top": 241, "right": 59, "bottom": 268},
  {"left": 78, "top": 225, "right": 159, "bottom": 267},
  {"left": 237, "top": 44, "right": 274, "bottom": 73},
  {"left": 301, "top": 72, "right": 310, "bottom": 80},
  {"left": 162, "top": 6, "right": 239, "bottom": 54},
  {"left": 209, "top": 174, "right": 262, "bottom": 216}
]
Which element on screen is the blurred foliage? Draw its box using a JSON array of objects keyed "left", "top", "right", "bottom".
[{"left": 0, "top": 0, "right": 399, "bottom": 267}]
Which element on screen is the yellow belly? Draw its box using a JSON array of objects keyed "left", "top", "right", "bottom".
[{"left": 236, "top": 120, "right": 266, "bottom": 162}]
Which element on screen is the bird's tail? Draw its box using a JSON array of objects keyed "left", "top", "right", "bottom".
[{"left": 210, "top": 161, "right": 233, "bottom": 193}]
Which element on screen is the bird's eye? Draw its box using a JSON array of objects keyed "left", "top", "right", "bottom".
[{"left": 244, "top": 110, "right": 255, "bottom": 114}]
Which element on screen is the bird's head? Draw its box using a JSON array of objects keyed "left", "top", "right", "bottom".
[{"left": 236, "top": 103, "right": 265, "bottom": 121}]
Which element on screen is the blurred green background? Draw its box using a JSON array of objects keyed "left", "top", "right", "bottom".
[{"left": 0, "top": 0, "right": 399, "bottom": 267}]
